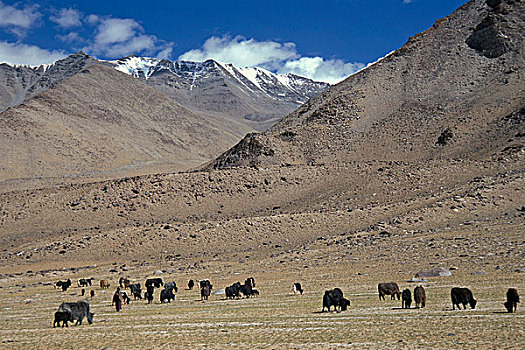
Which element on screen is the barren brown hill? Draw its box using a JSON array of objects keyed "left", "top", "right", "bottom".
[
  {"left": 209, "top": 0, "right": 525, "bottom": 169},
  {"left": 0, "top": 52, "right": 94, "bottom": 112},
  {"left": 0, "top": 62, "right": 243, "bottom": 191}
]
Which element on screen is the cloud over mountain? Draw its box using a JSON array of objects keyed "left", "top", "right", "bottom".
[
  {"left": 179, "top": 35, "right": 364, "bottom": 84},
  {"left": 0, "top": 40, "right": 65, "bottom": 65},
  {"left": 83, "top": 17, "right": 173, "bottom": 58},
  {"left": 179, "top": 35, "right": 299, "bottom": 70},
  {"left": 278, "top": 57, "right": 365, "bottom": 84}
]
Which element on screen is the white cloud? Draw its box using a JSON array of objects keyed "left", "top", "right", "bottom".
[
  {"left": 0, "top": 1, "right": 40, "bottom": 37},
  {"left": 403, "top": 0, "right": 413, "bottom": 4},
  {"left": 179, "top": 35, "right": 364, "bottom": 84},
  {"left": 156, "top": 47, "right": 173, "bottom": 60},
  {"left": 50, "top": 8, "right": 81, "bottom": 28},
  {"left": 279, "top": 57, "right": 364, "bottom": 84},
  {"left": 83, "top": 17, "right": 173, "bottom": 58},
  {"left": 0, "top": 41, "right": 65, "bottom": 66},
  {"left": 179, "top": 35, "right": 299, "bottom": 69},
  {"left": 94, "top": 18, "right": 141, "bottom": 45},
  {"left": 86, "top": 14, "right": 99, "bottom": 24},
  {"left": 57, "top": 31, "right": 81, "bottom": 43}
]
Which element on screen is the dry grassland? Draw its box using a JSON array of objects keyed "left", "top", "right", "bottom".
[{"left": 1, "top": 222, "right": 523, "bottom": 349}]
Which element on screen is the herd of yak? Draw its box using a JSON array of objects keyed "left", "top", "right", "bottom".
[{"left": 51, "top": 277, "right": 520, "bottom": 328}]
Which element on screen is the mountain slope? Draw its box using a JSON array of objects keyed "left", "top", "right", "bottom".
[
  {"left": 0, "top": 62, "right": 241, "bottom": 190},
  {"left": 0, "top": 52, "right": 329, "bottom": 191},
  {"left": 209, "top": 0, "right": 525, "bottom": 169},
  {"left": 113, "top": 57, "right": 329, "bottom": 131},
  {"left": 0, "top": 52, "right": 94, "bottom": 113},
  {"left": 1, "top": 54, "right": 328, "bottom": 138}
]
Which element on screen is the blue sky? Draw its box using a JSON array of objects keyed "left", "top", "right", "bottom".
[{"left": 0, "top": 0, "right": 468, "bottom": 83}]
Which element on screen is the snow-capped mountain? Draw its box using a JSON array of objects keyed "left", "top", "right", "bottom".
[
  {"left": 112, "top": 56, "right": 329, "bottom": 131},
  {"left": 0, "top": 52, "right": 329, "bottom": 132},
  {"left": 113, "top": 56, "right": 327, "bottom": 103}
]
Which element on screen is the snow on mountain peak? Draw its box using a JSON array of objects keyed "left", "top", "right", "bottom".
[
  {"left": 111, "top": 55, "right": 329, "bottom": 106},
  {"left": 114, "top": 56, "right": 327, "bottom": 88},
  {"left": 113, "top": 56, "right": 162, "bottom": 79}
]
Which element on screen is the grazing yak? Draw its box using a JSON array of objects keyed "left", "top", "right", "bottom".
[
  {"left": 146, "top": 278, "right": 164, "bottom": 288},
  {"left": 130, "top": 283, "right": 142, "bottom": 300},
  {"left": 53, "top": 311, "right": 72, "bottom": 328},
  {"left": 199, "top": 280, "right": 213, "bottom": 300},
  {"left": 293, "top": 283, "right": 304, "bottom": 295},
  {"left": 188, "top": 280, "right": 195, "bottom": 290},
  {"left": 164, "top": 281, "right": 178, "bottom": 293},
  {"left": 414, "top": 286, "right": 426, "bottom": 308},
  {"left": 78, "top": 278, "right": 94, "bottom": 287},
  {"left": 145, "top": 285, "right": 155, "bottom": 304},
  {"left": 90, "top": 290, "right": 95, "bottom": 299},
  {"left": 239, "top": 282, "right": 253, "bottom": 298},
  {"left": 225, "top": 286, "right": 236, "bottom": 299},
  {"left": 100, "top": 280, "right": 110, "bottom": 289},
  {"left": 56, "top": 279, "right": 72, "bottom": 291},
  {"left": 160, "top": 282, "right": 177, "bottom": 303},
  {"left": 160, "top": 288, "right": 176, "bottom": 303},
  {"left": 246, "top": 277, "right": 256, "bottom": 288},
  {"left": 451, "top": 287, "right": 477, "bottom": 310},
  {"left": 322, "top": 288, "right": 350, "bottom": 313},
  {"left": 504, "top": 288, "right": 519, "bottom": 313},
  {"left": 119, "top": 277, "right": 132, "bottom": 288},
  {"left": 402, "top": 289, "right": 412, "bottom": 309},
  {"left": 201, "top": 285, "right": 211, "bottom": 301},
  {"left": 57, "top": 300, "right": 94, "bottom": 326},
  {"left": 226, "top": 281, "right": 258, "bottom": 298},
  {"left": 121, "top": 291, "right": 131, "bottom": 304},
  {"left": 226, "top": 282, "right": 241, "bottom": 299},
  {"left": 199, "top": 280, "right": 213, "bottom": 290},
  {"left": 378, "top": 283, "right": 401, "bottom": 300}
]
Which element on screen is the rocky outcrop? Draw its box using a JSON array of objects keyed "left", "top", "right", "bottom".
[
  {"left": 466, "top": 14, "right": 510, "bottom": 58},
  {"left": 415, "top": 267, "right": 452, "bottom": 278},
  {"left": 0, "top": 51, "right": 94, "bottom": 112},
  {"left": 208, "top": 133, "right": 274, "bottom": 169}
]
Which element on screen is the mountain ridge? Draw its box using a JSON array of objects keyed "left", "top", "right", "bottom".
[
  {"left": 0, "top": 62, "right": 244, "bottom": 191},
  {"left": 112, "top": 55, "right": 329, "bottom": 131},
  {"left": 1, "top": 53, "right": 329, "bottom": 132},
  {"left": 0, "top": 52, "right": 95, "bottom": 112},
  {"left": 208, "top": 0, "right": 525, "bottom": 169}
]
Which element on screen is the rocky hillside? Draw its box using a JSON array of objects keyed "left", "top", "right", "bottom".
[
  {"left": 0, "top": 52, "right": 94, "bottom": 112},
  {"left": 113, "top": 56, "right": 329, "bottom": 131},
  {"left": 0, "top": 52, "right": 330, "bottom": 190},
  {"left": 0, "top": 62, "right": 241, "bottom": 191},
  {"left": 209, "top": 0, "right": 525, "bottom": 169}
]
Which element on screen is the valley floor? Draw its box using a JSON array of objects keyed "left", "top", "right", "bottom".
[
  {"left": 0, "top": 218, "right": 523, "bottom": 349},
  {"left": 0, "top": 157, "right": 523, "bottom": 348}
]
